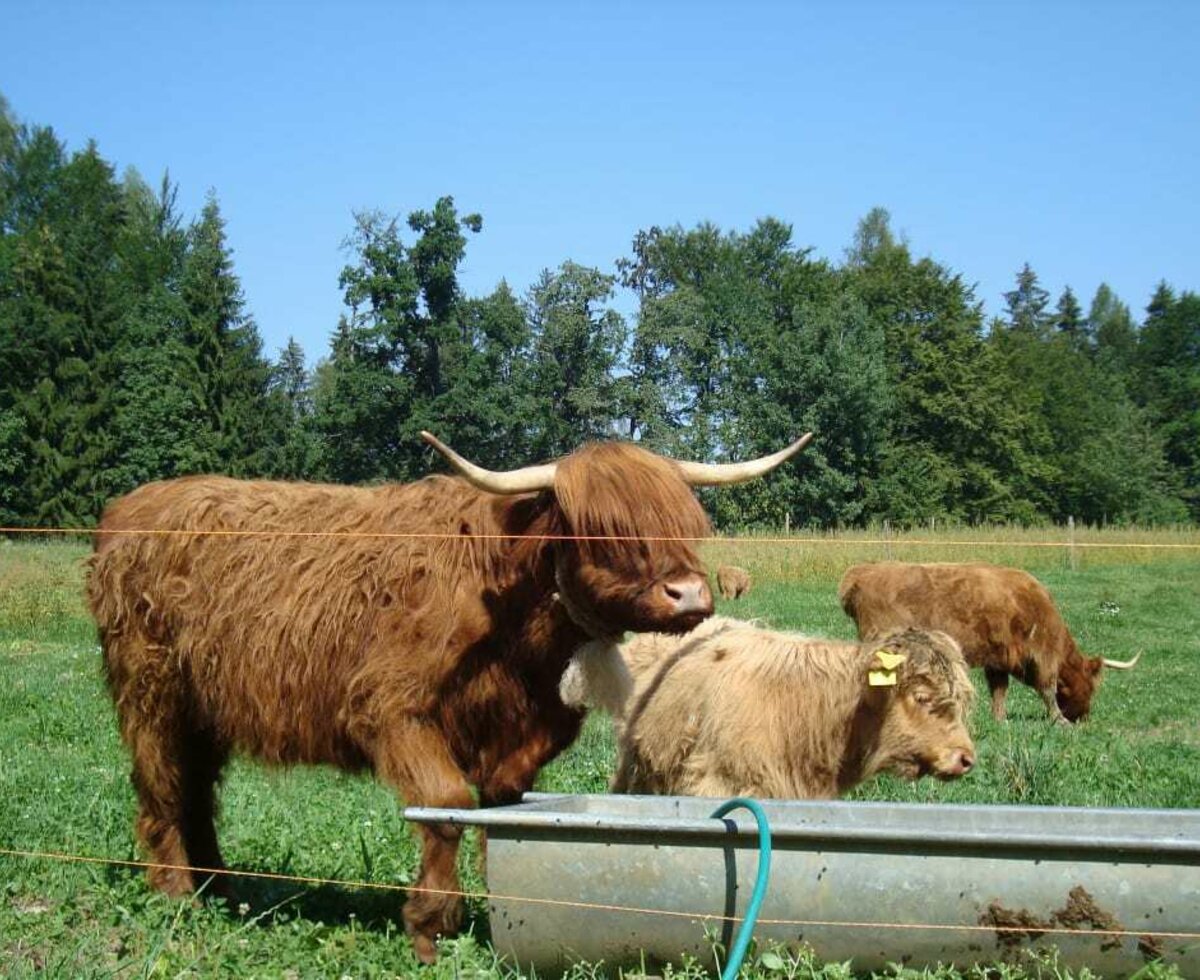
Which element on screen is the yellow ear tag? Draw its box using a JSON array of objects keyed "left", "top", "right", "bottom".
[{"left": 868, "top": 650, "right": 907, "bottom": 687}]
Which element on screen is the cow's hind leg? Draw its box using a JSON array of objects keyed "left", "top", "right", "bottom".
[
  {"left": 179, "top": 733, "right": 232, "bottom": 900},
  {"left": 984, "top": 668, "right": 1010, "bottom": 722},
  {"left": 125, "top": 711, "right": 197, "bottom": 897},
  {"left": 374, "top": 721, "right": 475, "bottom": 964},
  {"left": 109, "top": 638, "right": 224, "bottom": 898}
]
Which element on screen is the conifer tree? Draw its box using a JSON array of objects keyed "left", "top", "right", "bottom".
[
  {"left": 1089, "top": 283, "right": 1137, "bottom": 375},
  {"left": 181, "top": 194, "right": 274, "bottom": 476},
  {"left": 1135, "top": 284, "right": 1200, "bottom": 515},
  {"left": 1054, "top": 285, "right": 1088, "bottom": 350},
  {"left": 850, "top": 217, "right": 1048, "bottom": 523},
  {"left": 1003, "top": 262, "right": 1053, "bottom": 337},
  {"left": 259, "top": 337, "right": 323, "bottom": 479},
  {"left": 100, "top": 170, "right": 213, "bottom": 497},
  {"left": 0, "top": 130, "right": 126, "bottom": 523}
]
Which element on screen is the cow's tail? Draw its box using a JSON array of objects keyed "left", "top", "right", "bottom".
[{"left": 559, "top": 639, "right": 633, "bottom": 718}]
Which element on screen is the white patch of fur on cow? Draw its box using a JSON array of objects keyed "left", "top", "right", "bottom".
[{"left": 559, "top": 639, "right": 634, "bottom": 716}]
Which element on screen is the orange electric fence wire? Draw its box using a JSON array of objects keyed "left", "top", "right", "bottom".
[
  {"left": 1, "top": 845, "right": 1197, "bottom": 942},
  {"left": 5, "top": 523, "right": 1196, "bottom": 949},
  {"left": 2, "top": 525, "right": 1200, "bottom": 549}
]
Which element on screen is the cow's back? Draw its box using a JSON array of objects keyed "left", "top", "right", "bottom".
[
  {"left": 839, "top": 562, "right": 1035, "bottom": 669},
  {"left": 88, "top": 474, "right": 498, "bottom": 765}
]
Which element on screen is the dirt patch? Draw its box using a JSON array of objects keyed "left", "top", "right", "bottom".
[
  {"left": 2, "top": 940, "right": 46, "bottom": 971},
  {"left": 11, "top": 896, "right": 53, "bottom": 915},
  {"left": 1137, "top": 720, "right": 1200, "bottom": 746},
  {"left": 1055, "top": 886, "right": 1123, "bottom": 952},
  {"left": 980, "top": 901, "right": 1048, "bottom": 949},
  {"left": 980, "top": 885, "right": 1150, "bottom": 958},
  {"left": 1138, "top": 931, "right": 1166, "bottom": 960}
]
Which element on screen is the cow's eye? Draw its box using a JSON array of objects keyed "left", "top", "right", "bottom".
[{"left": 912, "top": 691, "right": 932, "bottom": 707}]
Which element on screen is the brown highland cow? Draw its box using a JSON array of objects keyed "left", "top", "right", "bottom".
[
  {"left": 716, "top": 564, "right": 751, "bottom": 600},
  {"left": 86, "top": 430, "right": 810, "bottom": 962},
  {"left": 838, "top": 561, "right": 1139, "bottom": 724}
]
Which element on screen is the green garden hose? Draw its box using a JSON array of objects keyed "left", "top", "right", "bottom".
[{"left": 709, "top": 797, "right": 773, "bottom": 980}]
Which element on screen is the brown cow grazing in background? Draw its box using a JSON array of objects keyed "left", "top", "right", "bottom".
[
  {"left": 560, "top": 617, "right": 975, "bottom": 799},
  {"left": 716, "top": 564, "right": 751, "bottom": 600},
  {"left": 838, "top": 562, "right": 1140, "bottom": 725},
  {"left": 87, "top": 430, "right": 811, "bottom": 962}
]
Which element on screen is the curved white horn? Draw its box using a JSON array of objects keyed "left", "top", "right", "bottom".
[
  {"left": 421, "top": 431, "right": 557, "bottom": 495},
  {"left": 674, "top": 432, "right": 813, "bottom": 487},
  {"left": 1102, "top": 651, "right": 1141, "bottom": 670}
]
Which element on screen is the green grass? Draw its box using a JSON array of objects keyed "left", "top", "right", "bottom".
[{"left": 1, "top": 535, "right": 1197, "bottom": 978}]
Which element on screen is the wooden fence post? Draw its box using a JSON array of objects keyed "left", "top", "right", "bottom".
[{"left": 1068, "top": 515, "right": 1078, "bottom": 571}]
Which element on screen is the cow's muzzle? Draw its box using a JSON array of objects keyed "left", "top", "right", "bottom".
[{"left": 936, "top": 747, "right": 975, "bottom": 779}]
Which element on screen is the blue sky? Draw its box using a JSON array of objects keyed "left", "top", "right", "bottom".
[{"left": 4, "top": 1, "right": 1197, "bottom": 365}]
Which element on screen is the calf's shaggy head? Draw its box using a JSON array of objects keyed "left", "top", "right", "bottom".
[{"left": 858, "top": 629, "right": 976, "bottom": 783}]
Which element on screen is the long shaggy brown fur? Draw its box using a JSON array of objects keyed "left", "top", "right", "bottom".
[
  {"left": 716, "top": 565, "right": 751, "bottom": 600},
  {"left": 86, "top": 442, "right": 715, "bottom": 962},
  {"left": 838, "top": 561, "right": 1106, "bottom": 723},
  {"left": 561, "top": 617, "right": 975, "bottom": 799}
]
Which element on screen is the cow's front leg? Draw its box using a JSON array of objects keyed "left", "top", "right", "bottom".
[
  {"left": 1037, "top": 682, "right": 1069, "bottom": 725},
  {"left": 374, "top": 721, "right": 474, "bottom": 964},
  {"left": 473, "top": 739, "right": 554, "bottom": 890},
  {"left": 479, "top": 710, "right": 584, "bottom": 808},
  {"left": 479, "top": 739, "right": 553, "bottom": 808},
  {"left": 984, "top": 668, "right": 1010, "bottom": 722}
]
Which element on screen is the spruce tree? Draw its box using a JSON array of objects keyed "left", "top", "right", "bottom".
[
  {"left": 1054, "top": 285, "right": 1088, "bottom": 351},
  {"left": 181, "top": 194, "right": 274, "bottom": 476},
  {"left": 850, "top": 217, "right": 1048, "bottom": 523},
  {"left": 1135, "top": 284, "right": 1200, "bottom": 515},
  {"left": 1089, "top": 283, "right": 1137, "bottom": 376},
  {"left": 260, "top": 337, "right": 323, "bottom": 479},
  {"left": 1003, "top": 262, "right": 1053, "bottom": 338},
  {"left": 0, "top": 130, "right": 126, "bottom": 524}
]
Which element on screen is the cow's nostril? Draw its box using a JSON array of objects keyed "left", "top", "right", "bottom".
[
  {"left": 662, "top": 578, "right": 712, "bottom": 616},
  {"left": 959, "top": 751, "right": 975, "bottom": 772}
]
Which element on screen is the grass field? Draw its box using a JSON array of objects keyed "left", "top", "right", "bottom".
[{"left": 1, "top": 532, "right": 1198, "bottom": 978}]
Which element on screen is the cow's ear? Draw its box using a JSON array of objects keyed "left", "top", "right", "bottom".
[
  {"left": 868, "top": 647, "right": 906, "bottom": 687},
  {"left": 1088, "top": 657, "right": 1104, "bottom": 675}
]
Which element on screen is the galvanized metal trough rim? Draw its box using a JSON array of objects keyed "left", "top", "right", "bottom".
[{"left": 404, "top": 793, "right": 1200, "bottom": 859}]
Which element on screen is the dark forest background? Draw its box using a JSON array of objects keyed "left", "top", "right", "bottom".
[{"left": 2, "top": 98, "right": 1196, "bottom": 529}]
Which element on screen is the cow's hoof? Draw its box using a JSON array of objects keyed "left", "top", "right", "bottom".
[
  {"left": 412, "top": 933, "right": 439, "bottom": 964},
  {"left": 147, "top": 867, "right": 197, "bottom": 899}
]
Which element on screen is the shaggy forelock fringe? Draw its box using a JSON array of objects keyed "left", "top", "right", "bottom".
[{"left": 552, "top": 443, "right": 711, "bottom": 561}]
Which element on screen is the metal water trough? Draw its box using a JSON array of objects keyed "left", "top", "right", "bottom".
[{"left": 405, "top": 793, "right": 1200, "bottom": 977}]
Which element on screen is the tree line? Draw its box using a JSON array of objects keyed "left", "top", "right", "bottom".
[{"left": 2, "top": 99, "right": 1196, "bottom": 529}]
